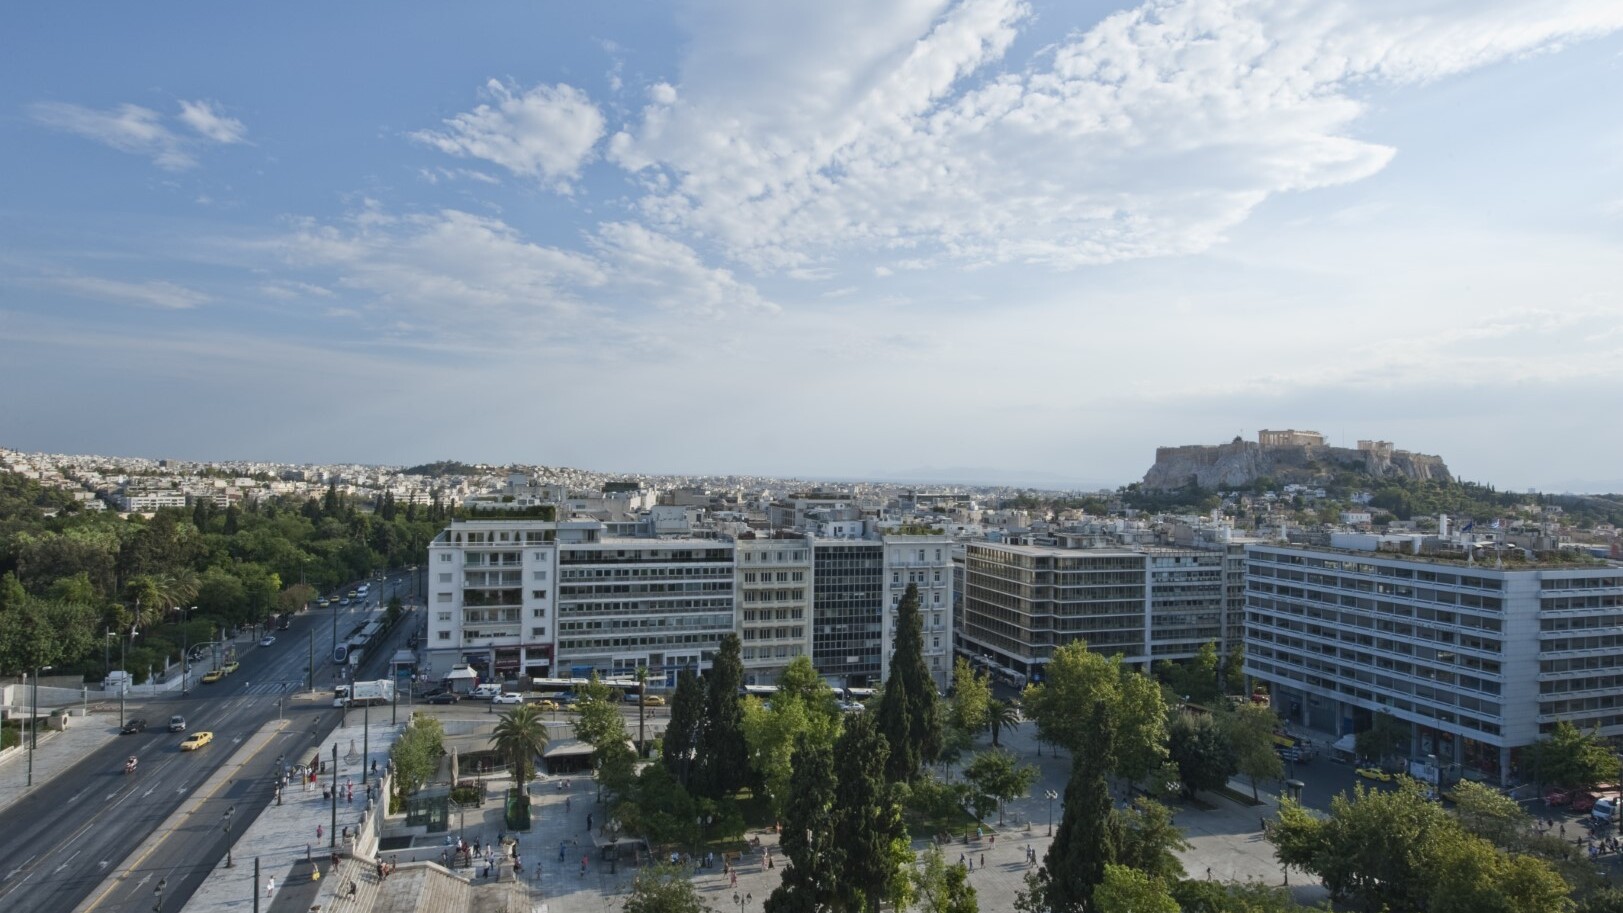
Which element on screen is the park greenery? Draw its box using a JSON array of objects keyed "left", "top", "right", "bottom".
[
  {"left": 0, "top": 470, "right": 449, "bottom": 683},
  {"left": 389, "top": 713, "right": 446, "bottom": 801}
]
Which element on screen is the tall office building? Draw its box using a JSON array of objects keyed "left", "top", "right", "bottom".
[
  {"left": 957, "top": 542, "right": 1224, "bottom": 684},
  {"left": 811, "top": 539, "right": 886, "bottom": 687},
  {"left": 1245, "top": 540, "right": 1623, "bottom": 783},
  {"left": 882, "top": 535, "right": 954, "bottom": 692}
]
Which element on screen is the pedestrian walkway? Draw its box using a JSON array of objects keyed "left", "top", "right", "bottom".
[
  {"left": 180, "top": 715, "right": 401, "bottom": 913},
  {"left": 0, "top": 713, "right": 121, "bottom": 815}
]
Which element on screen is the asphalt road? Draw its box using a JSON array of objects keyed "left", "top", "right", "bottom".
[{"left": 0, "top": 573, "right": 422, "bottom": 913}]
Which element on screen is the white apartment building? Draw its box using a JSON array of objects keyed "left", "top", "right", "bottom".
[
  {"left": 423, "top": 519, "right": 600, "bottom": 681},
  {"left": 735, "top": 535, "right": 814, "bottom": 686},
  {"left": 883, "top": 535, "right": 954, "bottom": 692},
  {"left": 1244, "top": 540, "right": 1623, "bottom": 784},
  {"left": 119, "top": 487, "right": 187, "bottom": 512}
]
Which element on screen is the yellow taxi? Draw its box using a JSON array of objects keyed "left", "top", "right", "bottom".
[
  {"left": 642, "top": 695, "right": 667, "bottom": 706},
  {"left": 221, "top": 661, "right": 240, "bottom": 675},
  {"left": 180, "top": 731, "right": 214, "bottom": 751},
  {"left": 533, "top": 699, "right": 560, "bottom": 711},
  {"left": 201, "top": 670, "right": 224, "bottom": 684}
]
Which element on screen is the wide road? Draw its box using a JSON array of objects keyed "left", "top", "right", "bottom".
[{"left": 0, "top": 572, "right": 423, "bottom": 913}]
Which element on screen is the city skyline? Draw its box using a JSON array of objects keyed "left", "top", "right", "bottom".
[{"left": 3, "top": 3, "right": 1622, "bottom": 491}]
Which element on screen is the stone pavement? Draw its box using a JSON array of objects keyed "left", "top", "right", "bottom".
[{"left": 0, "top": 711, "right": 121, "bottom": 815}]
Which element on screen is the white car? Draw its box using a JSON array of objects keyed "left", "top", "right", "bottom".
[
  {"left": 492, "top": 692, "right": 523, "bottom": 705},
  {"left": 260, "top": 635, "right": 276, "bottom": 647}
]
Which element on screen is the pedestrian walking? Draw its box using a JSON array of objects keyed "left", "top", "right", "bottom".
[
  {"left": 586, "top": 812, "right": 593, "bottom": 831},
  {"left": 958, "top": 853, "right": 965, "bottom": 866},
  {"left": 980, "top": 853, "right": 985, "bottom": 868},
  {"left": 266, "top": 877, "right": 276, "bottom": 897},
  {"left": 317, "top": 824, "right": 324, "bottom": 841},
  {"left": 730, "top": 870, "right": 738, "bottom": 888},
  {"left": 566, "top": 796, "right": 572, "bottom": 813}
]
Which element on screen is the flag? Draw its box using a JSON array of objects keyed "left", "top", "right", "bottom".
[
  {"left": 1491, "top": 519, "right": 1501, "bottom": 530},
  {"left": 1460, "top": 521, "right": 1474, "bottom": 533}
]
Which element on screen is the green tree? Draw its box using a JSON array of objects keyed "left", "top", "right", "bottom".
[
  {"left": 1354, "top": 712, "right": 1409, "bottom": 766},
  {"left": 623, "top": 862, "right": 712, "bottom": 913},
  {"left": 1578, "top": 889, "right": 1623, "bottom": 913},
  {"left": 766, "top": 733, "right": 843, "bottom": 913},
  {"left": 1219, "top": 702, "right": 1284, "bottom": 802},
  {"left": 949, "top": 657, "right": 992, "bottom": 735},
  {"left": 875, "top": 583, "right": 941, "bottom": 782},
  {"left": 1168, "top": 712, "right": 1238, "bottom": 800},
  {"left": 912, "top": 845, "right": 979, "bottom": 913},
  {"left": 621, "top": 765, "right": 699, "bottom": 847},
  {"left": 390, "top": 714, "right": 445, "bottom": 797},
  {"left": 742, "top": 666, "right": 842, "bottom": 820},
  {"left": 1524, "top": 720, "right": 1622, "bottom": 790},
  {"left": 1038, "top": 702, "right": 1120, "bottom": 913},
  {"left": 1450, "top": 779, "right": 1532, "bottom": 849},
  {"left": 488, "top": 704, "right": 550, "bottom": 784},
  {"left": 1093, "top": 864, "right": 1179, "bottom": 913},
  {"left": 1115, "top": 798, "right": 1189, "bottom": 882},
  {"left": 1023, "top": 641, "right": 1168, "bottom": 784},
  {"left": 695, "top": 634, "right": 749, "bottom": 799},
  {"left": 832, "top": 713, "right": 906, "bottom": 913},
  {"left": 1223, "top": 644, "right": 1247, "bottom": 695},
  {"left": 962, "top": 748, "right": 1039, "bottom": 825},
  {"left": 573, "top": 674, "right": 628, "bottom": 751},
  {"left": 987, "top": 699, "right": 1023, "bottom": 748},
  {"left": 1155, "top": 642, "right": 1223, "bottom": 706},
  {"left": 663, "top": 670, "right": 703, "bottom": 789}
]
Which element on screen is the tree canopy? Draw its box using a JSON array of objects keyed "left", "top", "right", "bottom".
[{"left": 1022, "top": 641, "right": 1169, "bottom": 783}]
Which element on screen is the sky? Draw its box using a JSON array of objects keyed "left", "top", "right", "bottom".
[{"left": 2, "top": 2, "right": 1622, "bottom": 491}]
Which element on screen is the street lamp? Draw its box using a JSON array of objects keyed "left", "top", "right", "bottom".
[
  {"left": 223, "top": 805, "right": 237, "bottom": 868},
  {"left": 26, "top": 664, "right": 54, "bottom": 787},
  {"left": 175, "top": 606, "right": 195, "bottom": 695},
  {"left": 733, "top": 891, "right": 752, "bottom": 913},
  {"left": 1045, "top": 789, "right": 1059, "bottom": 837},
  {"left": 152, "top": 877, "right": 167, "bottom": 913}
]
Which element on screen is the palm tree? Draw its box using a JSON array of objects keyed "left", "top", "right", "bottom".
[
  {"left": 489, "top": 704, "right": 550, "bottom": 783},
  {"left": 987, "top": 699, "right": 1023, "bottom": 748}
]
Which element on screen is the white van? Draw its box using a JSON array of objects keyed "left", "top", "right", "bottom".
[
  {"left": 1594, "top": 797, "right": 1618, "bottom": 823},
  {"left": 470, "top": 684, "right": 502, "bottom": 701}
]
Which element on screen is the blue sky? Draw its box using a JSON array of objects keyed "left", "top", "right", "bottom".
[{"left": 3, "top": 1, "right": 1622, "bottom": 490}]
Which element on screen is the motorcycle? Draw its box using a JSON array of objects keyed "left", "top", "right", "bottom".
[{"left": 124, "top": 757, "right": 138, "bottom": 775}]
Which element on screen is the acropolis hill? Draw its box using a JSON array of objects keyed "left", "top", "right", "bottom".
[{"left": 1140, "top": 429, "right": 1453, "bottom": 491}]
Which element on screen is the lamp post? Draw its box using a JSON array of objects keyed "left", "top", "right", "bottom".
[
  {"left": 330, "top": 742, "right": 339, "bottom": 848},
  {"left": 223, "top": 804, "right": 237, "bottom": 868},
  {"left": 177, "top": 606, "right": 195, "bottom": 695},
  {"left": 733, "top": 891, "right": 752, "bottom": 913},
  {"left": 362, "top": 697, "right": 371, "bottom": 786},
  {"left": 152, "top": 877, "right": 167, "bottom": 913},
  {"left": 26, "top": 664, "right": 54, "bottom": 788},
  {"left": 119, "top": 627, "right": 135, "bottom": 727},
  {"left": 1045, "top": 789, "right": 1059, "bottom": 837}
]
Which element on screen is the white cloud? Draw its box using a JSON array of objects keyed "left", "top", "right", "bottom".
[
  {"left": 606, "top": 0, "right": 1623, "bottom": 272},
  {"left": 31, "top": 102, "right": 197, "bottom": 169},
  {"left": 177, "top": 99, "right": 247, "bottom": 144},
  {"left": 32, "top": 98, "right": 248, "bottom": 169},
  {"left": 50, "top": 275, "right": 211, "bottom": 309},
  {"left": 413, "top": 80, "right": 606, "bottom": 189}
]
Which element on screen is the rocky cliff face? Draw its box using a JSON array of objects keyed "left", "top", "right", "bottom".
[{"left": 1141, "top": 439, "right": 1451, "bottom": 491}]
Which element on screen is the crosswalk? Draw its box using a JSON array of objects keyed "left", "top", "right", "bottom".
[{"left": 236, "top": 680, "right": 311, "bottom": 696}]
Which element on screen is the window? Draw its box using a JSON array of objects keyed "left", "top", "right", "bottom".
[
  {"left": 439, "top": 573, "right": 452, "bottom": 583},
  {"left": 933, "top": 637, "right": 941, "bottom": 648},
  {"left": 437, "top": 612, "right": 452, "bottom": 622},
  {"left": 532, "top": 590, "right": 548, "bottom": 599},
  {"left": 533, "top": 571, "right": 546, "bottom": 581},
  {"left": 532, "top": 627, "right": 545, "bottom": 637},
  {"left": 437, "top": 593, "right": 452, "bottom": 603},
  {"left": 440, "top": 553, "right": 451, "bottom": 562},
  {"left": 532, "top": 608, "right": 546, "bottom": 618},
  {"left": 437, "top": 631, "right": 450, "bottom": 640}
]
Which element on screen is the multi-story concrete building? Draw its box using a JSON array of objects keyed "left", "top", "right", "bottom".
[
  {"left": 882, "top": 535, "right": 954, "bottom": 692},
  {"left": 423, "top": 519, "right": 595, "bottom": 681},
  {"left": 555, "top": 537, "right": 736, "bottom": 683},
  {"left": 119, "top": 487, "right": 187, "bottom": 512},
  {"left": 1244, "top": 539, "right": 1623, "bottom": 783},
  {"left": 735, "top": 534, "right": 814, "bottom": 686},
  {"left": 956, "top": 542, "right": 1225, "bottom": 684},
  {"left": 811, "top": 539, "right": 886, "bottom": 688}
]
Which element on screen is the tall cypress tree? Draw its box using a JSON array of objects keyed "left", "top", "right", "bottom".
[
  {"left": 764, "top": 733, "right": 843, "bottom": 913},
  {"left": 876, "top": 582, "right": 940, "bottom": 782},
  {"left": 832, "top": 714, "right": 907, "bottom": 913},
  {"left": 695, "top": 633, "right": 749, "bottom": 798},
  {"left": 1041, "top": 701, "right": 1121, "bottom": 913},
  {"left": 663, "top": 670, "right": 703, "bottom": 788}
]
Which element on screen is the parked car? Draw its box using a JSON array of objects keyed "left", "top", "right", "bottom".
[
  {"left": 1545, "top": 787, "right": 1574, "bottom": 807},
  {"left": 168, "top": 715, "right": 187, "bottom": 732},
  {"left": 180, "top": 731, "right": 214, "bottom": 751},
  {"left": 120, "top": 718, "right": 147, "bottom": 734},
  {"left": 425, "top": 692, "right": 460, "bottom": 705},
  {"left": 260, "top": 635, "right": 276, "bottom": 647},
  {"left": 492, "top": 692, "right": 523, "bottom": 705},
  {"left": 1593, "top": 797, "right": 1618, "bottom": 823},
  {"left": 201, "top": 670, "right": 224, "bottom": 684}
]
